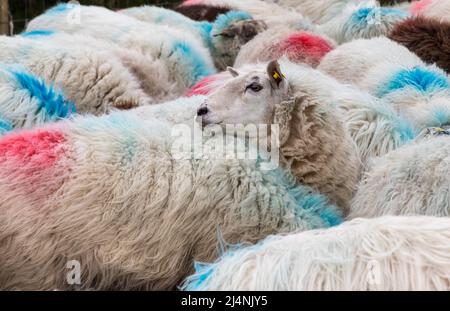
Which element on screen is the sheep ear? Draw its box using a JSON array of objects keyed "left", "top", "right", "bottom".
[
  {"left": 267, "top": 60, "right": 285, "bottom": 89},
  {"left": 227, "top": 67, "right": 240, "bottom": 77}
]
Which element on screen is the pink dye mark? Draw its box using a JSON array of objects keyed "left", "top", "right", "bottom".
[
  {"left": 185, "top": 72, "right": 229, "bottom": 97},
  {"left": 410, "top": 0, "right": 434, "bottom": 15},
  {"left": 181, "top": 0, "right": 205, "bottom": 6},
  {"left": 0, "top": 127, "right": 66, "bottom": 173},
  {"left": 272, "top": 32, "right": 334, "bottom": 67}
]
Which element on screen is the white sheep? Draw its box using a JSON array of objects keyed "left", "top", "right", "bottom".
[
  {"left": 0, "top": 65, "right": 74, "bottom": 134},
  {"left": 319, "top": 37, "right": 450, "bottom": 129},
  {"left": 190, "top": 60, "right": 415, "bottom": 169},
  {"left": 234, "top": 26, "right": 335, "bottom": 68},
  {"left": 411, "top": 0, "right": 450, "bottom": 23},
  {"left": 0, "top": 35, "right": 150, "bottom": 114},
  {"left": 120, "top": 6, "right": 267, "bottom": 70},
  {"left": 21, "top": 30, "right": 177, "bottom": 103},
  {"left": 182, "top": 216, "right": 450, "bottom": 291},
  {"left": 318, "top": 1, "right": 409, "bottom": 44},
  {"left": 26, "top": 3, "right": 216, "bottom": 93},
  {"left": 350, "top": 134, "right": 450, "bottom": 218},
  {"left": 0, "top": 91, "right": 343, "bottom": 290}
]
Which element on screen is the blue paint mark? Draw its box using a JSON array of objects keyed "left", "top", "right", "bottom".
[
  {"left": 9, "top": 70, "right": 76, "bottom": 120},
  {"left": 0, "top": 116, "right": 12, "bottom": 135},
  {"left": 212, "top": 10, "right": 253, "bottom": 35},
  {"left": 350, "top": 7, "right": 408, "bottom": 25},
  {"left": 378, "top": 67, "right": 450, "bottom": 97},
  {"left": 171, "top": 41, "right": 216, "bottom": 85},
  {"left": 45, "top": 3, "right": 76, "bottom": 15},
  {"left": 195, "top": 22, "right": 214, "bottom": 51},
  {"left": 21, "top": 30, "right": 55, "bottom": 37}
]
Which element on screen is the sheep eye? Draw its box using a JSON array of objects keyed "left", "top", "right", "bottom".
[{"left": 245, "top": 82, "right": 263, "bottom": 93}]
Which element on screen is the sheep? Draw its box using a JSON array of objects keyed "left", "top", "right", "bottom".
[
  {"left": 411, "top": 0, "right": 450, "bottom": 23},
  {"left": 234, "top": 27, "right": 335, "bottom": 68},
  {"left": 319, "top": 37, "right": 450, "bottom": 129},
  {"left": 189, "top": 61, "right": 415, "bottom": 169},
  {"left": 318, "top": 1, "right": 409, "bottom": 44},
  {"left": 180, "top": 0, "right": 306, "bottom": 28},
  {"left": 21, "top": 30, "right": 177, "bottom": 103},
  {"left": 26, "top": 3, "right": 216, "bottom": 93},
  {"left": 120, "top": 6, "right": 267, "bottom": 70},
  {"left": 350, "top": 134, "right": 450, "bottom": 218},
  {"left": 0, "top": 35, "right": 149, "bottom": 114},
  {"left": 182, "top": 216, "right": 450, "bottom": 291},
  {"left": 0, "top": 65, "right": 75, "bottom": 135},
  {"left": 173, "top": 3, "right": 231, "bottom": 22},
  {"left": 389, "top": 16, "right": 450, "bottom": 74},
  {"left": 0, "top": 92, "right": 343, "bottom": 290},
  {"left": 197, "top": 60, "right": 361, "bottom": 211}
]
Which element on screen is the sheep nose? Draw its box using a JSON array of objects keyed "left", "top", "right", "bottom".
[{"left": 197, "top": 107, "right": 209, "bottom": 116}]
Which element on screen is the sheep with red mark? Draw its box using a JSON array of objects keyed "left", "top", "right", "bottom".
[{"left": 410, "top": 0, "right": 450, "bottom": 22}]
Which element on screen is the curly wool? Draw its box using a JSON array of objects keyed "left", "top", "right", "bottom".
[
  {"left": 389, "top": 16, "right": 450, "bottom": 74},
  {"left": 350, "top": 135, "right": 450, "bottom": 218},
  {"left": 0, "top": 35, "right": 149, "bottom": 114},
  {"left": 0, "top": 96, "right": 342, "bottom": 290},
  {"left": 182, "top": 216, "right": 450, "bottom": 291}
]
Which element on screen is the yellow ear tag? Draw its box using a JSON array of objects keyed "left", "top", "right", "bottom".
[{"left": 273, "top": 72, "right": 281, "bottom": 80}]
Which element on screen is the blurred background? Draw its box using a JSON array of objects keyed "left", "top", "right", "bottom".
[{"left": 1, "top": 0, "right": 181, "bottom": 34}]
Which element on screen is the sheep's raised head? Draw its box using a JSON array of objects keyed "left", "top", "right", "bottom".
[
  {"left": 197, "top": 60, "right": 288, "bottom": 126},
  {"left": 212, "top": 13, "right": 267, "bottom": 69}
]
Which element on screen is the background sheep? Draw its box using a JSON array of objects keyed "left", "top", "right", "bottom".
[
  {"left": 234, "top": 27, "right": 335, "bottom": 68},
  {"left": 180, "top": 0, "right": 306, "bottom": 28},
  {"left": 182, "top": 216, "right": 450, "bottom": 291},
  {"left": 0, "top": 65, "right": 74, "bottom": 134},
  {"left": 319, "top": 37, "right": 450, "bottom": 129},
  {"left": 0, "top": 93, "right": 342, "bottom": 290},
  {"left": 317, "top": 0, "right": 409, "bottom": 44},
  {"left": 411, "top": 0, "right": 450, "bottom": 23},
  {"left": 351, "top": 135, "right": 450, "bottom": 218},
  {"left": 120, "top": 6, "right": 266, "bottom": 70},
  {"left": 27, "top": 4, "right": 216, "bottom": 94},
  {"left": 0, "top": 36, "right": 149, "bottom": 114},
  {"left": 198, "top": 60, "right": 360, "bottom": 211},
  {"left": 21, "top": 30, "right": 176, "bottom": 103},
  {"left": 173, "top": 3, "right": 231, "bottom": 21},
  {"left": 389, "top": 16, "right": 450, "bottom": 74}
]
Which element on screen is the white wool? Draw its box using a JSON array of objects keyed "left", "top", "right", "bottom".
[
  {"left": 24, "top": 32, "right": 177, "bottom": 103},
  {"left": 417, "top": 0, "right": 450, "bottom": 23},
  {"left": 350, "top": 135, "right": 450, "bottom": 218},
  {"left": 27, "top": 4, "right": 216, "bottom": 93},
  {"left": 182, "top": 216, "right": 450, "bottom": 291},
  {"left": 0, "top": 35, "right": 150, "bottom": 114}
]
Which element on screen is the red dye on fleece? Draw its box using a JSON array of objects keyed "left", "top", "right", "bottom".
[
  {"left": 273, "top": 32, "right": 334, "bottom": 67},
  {"left": 182, "top": 0, "right": 205, "bottom": 6},
  {"left": 410, "top": 0, "right": 434, "bottom": 15},
  {"left": 0, "top": 128, "right": 66, "bottom": 173},
  {"left": 185, "top": 73, "right": 222, "bottom": 97}
]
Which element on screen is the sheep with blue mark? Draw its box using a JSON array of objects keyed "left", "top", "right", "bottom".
[
  {"left": 26, "top": 4, "right": 216, "bottom": 94},
  {"left": 120, "top": 6, "right": 267, "bottom": 70},
  {"left": 0, "top": 35, "right": 150, "bottom": 115},
  {"left": 0, "top": 65, "right": 75, "bottom": 135},
  {"left": 182, "top": 216, "right": 450, "bottom": 290},
  {"left": 319, "top": 37, "right": 450, "bottom": 129},
  {"left": 0, "top": 81, "right": 344, "bottom": 289},
  {"left": 21, "top": 30, "right": 177, "bottom": 103},
  {"left": 318, "top": 1, "right": 410, "bottom": 44}
]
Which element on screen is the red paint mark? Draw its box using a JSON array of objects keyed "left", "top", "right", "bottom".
[
  {"left": 410, "top": 0, "right": 434, "bottom": 15},
  {"left": 181, "top": 0, "right": 205, "bottom": 6},
  {"left": 0, "top": 127, "right": 66, "bottom": 172},
  {"left": 272, "top": 32, "right": 334, "bottom": 67},
  {"left": 185, "top": 72, "right": 228, "bottom": 97}
]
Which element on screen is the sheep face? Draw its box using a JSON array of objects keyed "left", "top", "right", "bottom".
[
  {"left": 198, "top": 61, "right": 288, "bottom": 126},
  {"left": 213, "top": 19, "right": 267, "bottom": 69}
]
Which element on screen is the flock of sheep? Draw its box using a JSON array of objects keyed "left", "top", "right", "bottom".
[{"left": 0, "top": 0, "right": 449, "bottom": 290}]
